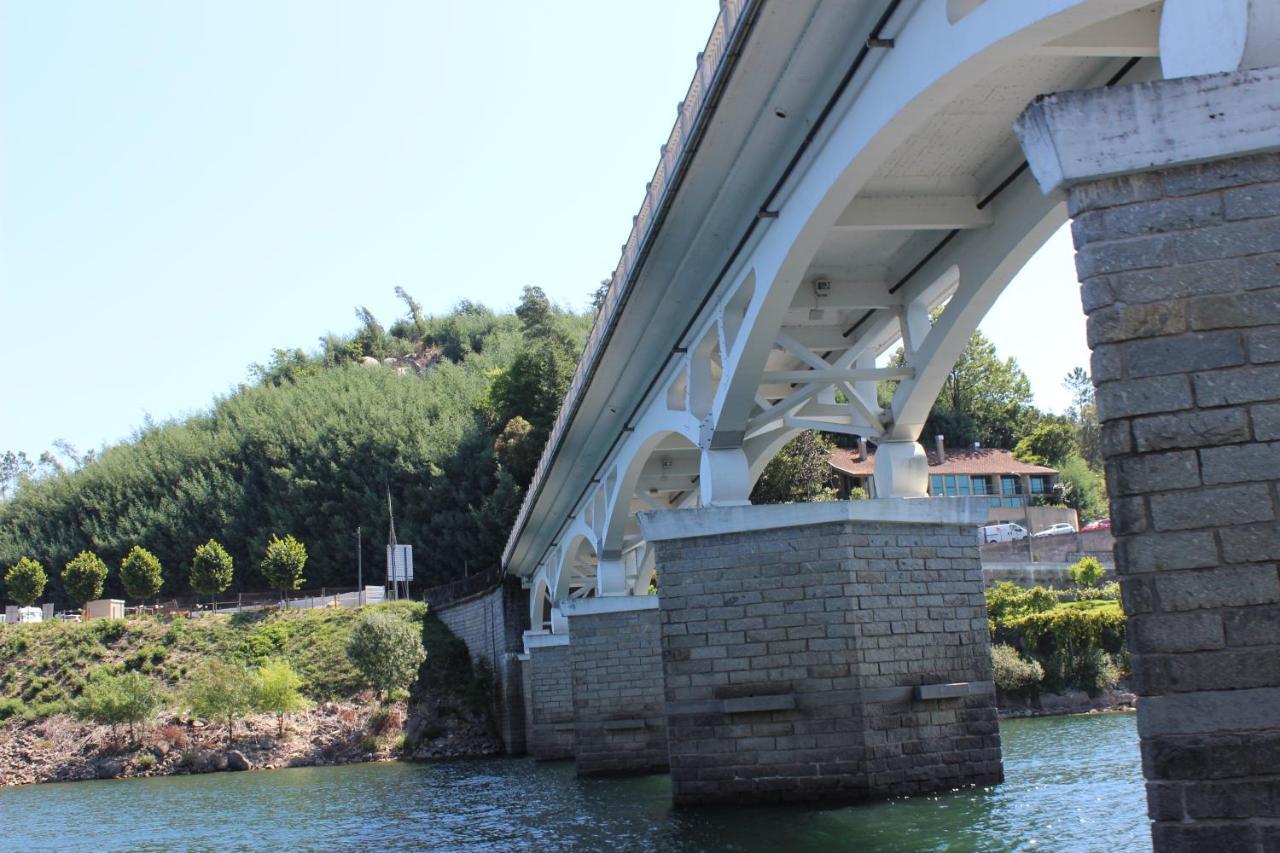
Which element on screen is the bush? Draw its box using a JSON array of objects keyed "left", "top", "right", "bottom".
[
  {"left": 991, "top": 644, "right": 1044, "bottom": 698},
  {"left": 75, "top": 669, "right": 165, "bottom": 743},
  {"left": 985, "top": 582, "right": 1059, "bottom": 626},
  {"left": 183, "top": 660, "right": 257, "bottom": 746},
  {"left": 261, "top": 534, "right": 307, "bottom": 600},
  {"left": 91, "top": 619, "right": 127, "bottom": 644},
  {"left": 120, "top": 546, "right": 164, "bottom": 600},
  {"left": 190, "top": 540, "right": 234, "bottom": 599},
  {"left": 0, "top": 697, "right": 23, "bottom": 720},
  {"left": 5, "top": 556, "right": 47, "bottom": 606},
  {"left": 134, "top": 753, "right": 157, "bottom": 771},
  {"left": 999, "top": 603, "right": 1127, "bottom": 694},
  {"left": 62, "top": 551, "right": 109, "bottom": 607},
  {"left": 1068, "top": 556, "right": 1106, "bottom": 590},
  {"left": 346, "top": 610, "right": 426, "bottom": 697},
  {"left": 253, "top": 659, "right": 308, "bottom": 736}
]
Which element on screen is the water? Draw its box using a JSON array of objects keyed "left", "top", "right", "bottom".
[{"left": 0, "top": 713, "right": 1147, "bottom": 852}]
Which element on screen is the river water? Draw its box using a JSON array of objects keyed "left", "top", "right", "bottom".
[{"left": 0, "top": 712, "right": 1147, "bottom": 852}]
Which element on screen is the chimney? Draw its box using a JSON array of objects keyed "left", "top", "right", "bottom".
[
  {"left": 935, "top": 435, "right": 946, "bottom": 464},
  {"left": 857, "top": 437, "right": 868, "bottom": 462}
]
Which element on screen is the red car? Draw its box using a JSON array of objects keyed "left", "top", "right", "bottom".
[{"left": 1080, "top": 518, "right": 1112, "bottom": 532}]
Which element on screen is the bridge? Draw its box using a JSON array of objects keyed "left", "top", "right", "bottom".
[{"left": 431, "top": 2, "right": 1280, "bottom": 846}]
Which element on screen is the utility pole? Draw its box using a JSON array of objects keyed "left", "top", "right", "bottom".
[{"left": 356, "top": 526, "right": 363, "bottom": 606}]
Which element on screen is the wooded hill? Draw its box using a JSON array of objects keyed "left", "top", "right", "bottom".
[{"left": 0, "top": 289, "right": 591, "bottom": 606}]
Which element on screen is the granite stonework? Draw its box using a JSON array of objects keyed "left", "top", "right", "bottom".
[
  {"left": 1017, "top": 67, "right": 1280, "bottom": 852},
  {"left": 520, "top": 638, "right": 575, "bottom": 760},
  {"left": 563, "top": 597, "right": 670, "bottom": 776},
  {"left": 640, "top": 500, "right": 1001, "bottom": 806}
]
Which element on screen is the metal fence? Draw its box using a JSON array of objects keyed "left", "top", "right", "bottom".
[{"left": 127, "top": 585, "right": 387, "bottom": 618}]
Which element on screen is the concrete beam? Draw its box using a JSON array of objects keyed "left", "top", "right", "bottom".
[
  {"left": 1036, "top": 6, "right": 1160, "bottom": 57},
  {"left": 834, "top": 196, "right": 992, "bottom": 230}
]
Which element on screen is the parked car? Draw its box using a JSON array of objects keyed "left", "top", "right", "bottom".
[
  {"left": 1080, "top": 518, "right": 1112, "bottom": 532},
  {"left": 1032, "top": 522, "right": 1077, "bottom": 538},
  {"left": 978, "top": 522, "right": 1028, "bottom": 543}
]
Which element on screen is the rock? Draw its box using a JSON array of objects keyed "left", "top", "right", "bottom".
[
  {"left": 226, "top": 750, "right": 251, "bottom": 771},
  {"left": 151, "top": 742, "right": 170, "bottom": 758},
  {"left": 95, "top": 759, "right": 124, "bottom": 779}
]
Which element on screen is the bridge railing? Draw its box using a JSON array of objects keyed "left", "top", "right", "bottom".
[
  {"left": 422, "top": 565, "right": 505, "bottom": 610},
  {"left": 502, "top": 0, "right": 755, "bottom": 569}
]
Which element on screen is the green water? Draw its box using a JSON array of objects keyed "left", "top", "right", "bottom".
[{"left": 0, "top": 713, "right": 1147, "bottom": 851}]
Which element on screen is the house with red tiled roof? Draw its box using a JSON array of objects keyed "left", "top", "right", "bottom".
[{"left": 829, "top": 439, "right": 1077, "bottom": 529}]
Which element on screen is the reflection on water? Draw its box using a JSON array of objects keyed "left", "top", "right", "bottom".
[{"left": 0, "top": 713, "right": 1148, "bottom": 852}]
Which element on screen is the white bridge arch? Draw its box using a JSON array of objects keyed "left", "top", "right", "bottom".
[{"left": 510, "top": 0, "right": 1175, "bottom": 627}]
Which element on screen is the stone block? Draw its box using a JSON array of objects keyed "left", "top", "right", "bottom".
[
  {"left": 1189, "top": 288, "right": 1280, "bottom": 330},
  {"left": 1247, "top": 328, "right": 1280, "bottom": 364},
  {"left": 1112, "top": 450, "right": 1200, "bottom": 495},
  {"left": 1096, "top": 375, "right": 1192, "bottom": 420},
  {"left": 1087, "top": 301, "right": 1187, "bottom": 347},
  {"left": 1224, "top": 182, "right": 1280, "bottom": 220},
  {"left": 1199, "top": 442, "right": 1280, "bottom": 485},
  {"left": 1130, "top": 612, "right": 1224, "bottom": 654},
  {"left": 1117, "top": 531, "right": 1219, "bottom": 573},
  {"left": 1252, "top": 403, "right": 1280, "bottom": 441},
  {"left": 1194, "top": 365, "right": 1280, "bottom": 407},
  {"left": 1149, "top": 484, "right": 1274, "bottom": 531},
  {"left": 1125, "top": 331, "right": 1246, "bottom": 378},
  {"left": 1131, "top": 409, "right": 1251, "bottom": 452}
]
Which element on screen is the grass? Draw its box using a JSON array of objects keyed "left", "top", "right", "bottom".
[{"left": 0, "top": 601, "right": 430, "bottom": 721}]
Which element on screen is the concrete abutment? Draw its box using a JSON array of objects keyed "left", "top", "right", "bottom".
[
  {"left": 640, "top": 500, "right": 1001, "bottom": 806},
  {"left": 1017, "top": 66, "right": 1280, "bottom": 851}
]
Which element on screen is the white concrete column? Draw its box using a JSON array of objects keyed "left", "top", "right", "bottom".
[
  {"left": 1159, "top": 0, "right": 1280, "bottom": 79},
  {"left": 549, "top": 605, "right": 569, "bottom": 635},
  {"left": 873, "top": 440, "right": 929, "bottom": 498},
  {"left": 595, "top": 559, "right": 628, "bottom": 597},
  {"left": 698, "top": 447, "right": 752, "bottom": 507}
]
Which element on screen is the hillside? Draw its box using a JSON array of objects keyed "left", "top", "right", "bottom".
[
  {"left": 0, "top": 602, "right": 500, "bottom": 785},
  {"left": 0, "top": 289, "right": 592, "bottom": 607}
]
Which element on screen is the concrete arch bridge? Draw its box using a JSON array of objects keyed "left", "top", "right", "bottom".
[{"left": 429, "top": 2, "right": 1280, "bottom": 845}]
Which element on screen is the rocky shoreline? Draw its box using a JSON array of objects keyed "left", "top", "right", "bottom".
[
  {"left": 998, "top": 687, "right": 1136, "bottom": 719},
  {"left": 0, "top": 693, "right": 503, "bottom": 787}
]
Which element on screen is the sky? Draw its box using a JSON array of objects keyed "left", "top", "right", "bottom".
[{"left": 0, "top": 0, "right": 1089, "bottom": 462}]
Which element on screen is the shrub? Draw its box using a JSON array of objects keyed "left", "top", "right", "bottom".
[
  {"left": 75, "top": 669, "right": 165, "bottom": 743},
  {"left": 1000, "top": 603, "right": 1127, "bottom": 694},
  {"left": 253, "top": 659, "right": 308, "bottom": 737},
  {"left": 985, "top": 582, "right": 1059, "bottom": 627},
  {"left": 991, "top": 644, "right": 1044, "bottom": 698},
  {"left": 91, "top": 619, "right": 127, "bottom": 644},
  {"left": 120, "top": 546, "right": 164, "bottom": 601},
  {"left": 261, "top": 534, "right": 307, "bottom": 601},
  {"left": 0, "top": 697, "right": 23, "bottom": 720},
  {"left": 190, "top": 540, "right": 234, "bottom": 599},
  {"left": 183, "top": 660, "right": 257, "bottom": 746},
  {"left": 346, "top": 610, "right": 426, "bottom": 698},
  {"left": 361, "top": 733, "right": 385, "bottom": 753},
  {"left": 5, "top": 557, "right": 47, "bottom": 606},
  {"left": 62, "top": 551, "right": 109, "bottom": 608},
  {"left": 135, "top": 753, "right": 157, "bottom": 771},
  {"left": 1068, "top": 556, "right": 1106, "bottom": 590}
]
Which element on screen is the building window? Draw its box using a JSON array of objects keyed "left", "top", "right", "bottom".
[
  {"left": 970, "top": 476, "right": 988, "bottom": 495},
  {"left": 1030, "top": 475, "right": 1050, "bottom": 495},
  {"left": 930, "top": 475, "right": 944, "bottom": 495},
  {"left": 1000, "top": 476, "right": 1021, "bottom": 496}
]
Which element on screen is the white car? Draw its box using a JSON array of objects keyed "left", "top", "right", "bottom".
[
  {"left": 1033, "top": 523, "right": 1077, "bottom": 538},
  {"left": 978, "top": 522, "right": 1028, "bottom": 543}
]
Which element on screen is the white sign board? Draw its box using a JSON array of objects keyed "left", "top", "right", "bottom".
[{"left": 387, "top": 544, "right": 413, "bottom": 582}]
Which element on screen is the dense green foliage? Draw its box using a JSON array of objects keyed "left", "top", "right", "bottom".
[
  {"left": 190, "top": 540, "right": 234, "bottom": 598},
  {"left": 991, "top": 643, "right": 1045, "bottom": 698},
  {"left": 987, "top": 581, "right": 1127, "bottom": 696},
  {"left": 119, "top": 546, "right": 164, "bottom": 600},
  {"left": 5, "top": 557, "right": 47, "bottom": 606},
  {"left": 751, "top": 431, "right": 839, "bottom": 504},
  {"left": 62, "top": 551, "right": 108, "bottom": 607},
  {"left": 0, "top": 291, "right": 590, "bottom": 605},
  {"left": 261, "top": 535, "right": 308, "bottom": 598},
  {"left": 347, "top": 610, "right": 427, "bottom": 697},
  {"left": 75, "top": 668, "right": 164, "bottom": 742},
  {"left": 1067, "top": 556, "right": 1106, "bottom": 590}
]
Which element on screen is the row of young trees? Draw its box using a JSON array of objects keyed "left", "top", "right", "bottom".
[
  {"left": 0, "top": 287, "right": 589, "bottom": 606},
  {"left": 3, "top": 535, "right": 309, "bottom": 608}
]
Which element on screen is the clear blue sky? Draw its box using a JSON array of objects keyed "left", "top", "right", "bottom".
[{"left": 0, "top": 1, "right": 1088, "bottom": 462}]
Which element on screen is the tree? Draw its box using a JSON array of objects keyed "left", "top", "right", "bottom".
[
  {"left": 1068, "top": 556, "right": 1106, "bottom": 590},
  {"left": 191, "top": 540, "right": 234, "bottom": 602},
  {"left": 751, "top": 431, "right": 839, "bottom": 504},
  {"left": 494, "top": 416, "right": 540, "bottom": 485},
  {"left": 62, "top": 551, "right": 108, "bottom": 608},
  {"left": 184, "top": 660, "right": 257, "bottom": 746},
  {"left": 261, "top": 534, "right": 307, "bottom": 601},
  {"left": 254, "top": 659, "right": 308, "bottom": 737},
  {"left": 1063, "top": 366, "right": 1102, "bottom": 470},
  {"left": 1056, "top": 455, "right": 1108, "bottom": 520},
  {"left": 928, "top": 330, "right": 1037, "bottom": 449},
  {"left": 1013, "top": 422, "right": 1078, "bottom": 468},
  {"left": 5, "top": 557, "right": 46, "bottom": 606},
  {"left": 0, "top": 451, "right": 37, "bottom": 501},
  {"left": 119, "top": 546, "right": 164, "bottom": 601},
  {"left": 346, "top": 610, "right": 426, "bottom": 698},
  {"left": 75, "top": 669, "right": 164, "bottom": 744}
]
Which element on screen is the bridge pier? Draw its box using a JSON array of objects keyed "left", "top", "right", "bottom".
[
  {"left": 640, "top": 499, "right": 999, "bottom": 806},
  {"left": 1017, "top": 66, "right": 1280, "bottom": 851},
  {"left": 562, "top": 596, "right": 669, "bottom": 776},
  {"left": 519, "top": 632, "right": 575, "bottom": 760}
]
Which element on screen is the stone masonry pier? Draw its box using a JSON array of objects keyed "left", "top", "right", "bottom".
[{"left": 640, "top": 500, "right": 1001, "bottom": 806}]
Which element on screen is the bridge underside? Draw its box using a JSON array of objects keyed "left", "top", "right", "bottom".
[{"left": 438, "top": 1, "right": 1280, "bottom": 844}]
